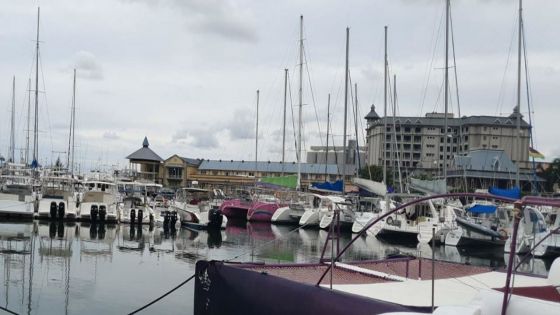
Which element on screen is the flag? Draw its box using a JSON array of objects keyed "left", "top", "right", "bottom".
[{"left": 529, "top": 147, "right": 545, "bottom": 159}]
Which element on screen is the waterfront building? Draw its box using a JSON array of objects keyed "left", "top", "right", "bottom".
[
  {"left": 126, "top": 137, "right": 164, "bottom": 183},
  {"left": 447, "top": 149, "right": 544, "bottom": 191},
  {"left": 160, "top": 155, "right": 201, "bottom": 189},
  {"left": 364, "top": 105, "right": 531, "bottom": 174},
  {"left": 188, "top": 160, "right": 339, "bottom": 192}
]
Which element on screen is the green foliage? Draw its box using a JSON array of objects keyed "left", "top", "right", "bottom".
[{"left": 540, "top": 158, "right": 560, "bottom": 192}]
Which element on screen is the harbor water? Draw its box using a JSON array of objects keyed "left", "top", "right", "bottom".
[{"left": 0, "top": 221, "right": 553, "bottom": 315}]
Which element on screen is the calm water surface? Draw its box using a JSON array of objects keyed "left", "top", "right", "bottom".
[{"left": 0, "top": 221, "right": 553, "bottom": 314}]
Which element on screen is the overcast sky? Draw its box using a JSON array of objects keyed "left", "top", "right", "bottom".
[{"left": 1, "top": 0, "right": 559, "bottom": 171}]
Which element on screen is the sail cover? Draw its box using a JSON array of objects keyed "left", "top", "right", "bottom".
[
  {"left": 310, "top": 180, "right": 343, "bottom": 193},
  {"left": 352, "top": 177, "right": 387, "bottom": 196},
  {"left": 488, "top": 186, "right": 521, "bottom": 199},
  {"left": 259, "top": 175, "right": 298, "bottom": 189},
  {"left": 467, "top": 204, "right": 497, "bottom": 214},
  {"left": 409, "top": 178, "right": 447, "bottom": 194}
]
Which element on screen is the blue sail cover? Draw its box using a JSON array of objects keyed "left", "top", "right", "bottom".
[
  {"left": 310, "top": 180, "right": 343, "bottom": 193},
  {"left": 488, "top": 186, "right": 521, "bottom": 199},
  {"left": 468, "top": 204, "right": 497, "bottom": 214}
]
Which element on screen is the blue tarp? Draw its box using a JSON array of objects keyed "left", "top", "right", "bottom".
[
  {"left": 489, "top": 186, "right": 521, "bottom": 199},
  {"left": 310, "top": 180, "right": 343, "bottom": 193},
  {"left": 467, "top": 204, "right": 497, "bottom": 214}
]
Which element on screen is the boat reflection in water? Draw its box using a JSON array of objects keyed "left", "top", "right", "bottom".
[{"left": 0, "top": 220, "right": 555, "bottom": 314}]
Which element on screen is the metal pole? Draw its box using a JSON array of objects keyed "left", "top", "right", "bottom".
[
  {"left": 297, "top": 15, "right": 303, "bottom": 190},
  {"left": 71, "top": 69, "right": 76, "bottom": 177},
  {"left": 282, "top": 68, "right": 288, "bottom": 175},
  {"left": 501, "top": 201, "right": 522, "bottom": 315},
  {"left": 9, "top": 76, "right": 16, "bottom": 163},
  {"left": 443, "top": 0, "right": 449, "bottom": 187},
  {"left": 33, "top": 7, "right": 40, "bottom": 165},
  {"left": 325, "top": 94, "right": 331, "bottom": 180},
  {"left": 255, "top": 89, "right": 259, "bottom": 185},
  {"left": 383, "top": 26, "right": 388, "bottom": 186},
  {"left": 431, "top": 227, "right": 436, "bottom": 312},
  {"left": 26, "top": 78, "right": 31, "bottom": 165},
  {"left": 515, "top": 0, "right": 523, "bottom": 189},
  {"left": 354, "top": 83, "right": 360, "bottom": 175},
  {"left": 342, "top": 27, "right": 349, "bottom": 194}
]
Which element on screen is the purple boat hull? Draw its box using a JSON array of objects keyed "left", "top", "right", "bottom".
[
  {"left": 220, "top": 199, "right": 252, "bottom": 220},
  {"left": 246, "top": 201, "right": 285, "bottom": 222}
]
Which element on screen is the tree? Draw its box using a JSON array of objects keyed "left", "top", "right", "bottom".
[{"left": 540, "top": 158, "right": 560, "bottom": 192}]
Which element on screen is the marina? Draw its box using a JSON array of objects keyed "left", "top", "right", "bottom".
[{"left": 1, "top": 0, "right": 560, "bottom": 314}]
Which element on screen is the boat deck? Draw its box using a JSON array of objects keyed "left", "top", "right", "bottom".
[{"left": 245, "top": 257, "right": 494, "bottom": 285}]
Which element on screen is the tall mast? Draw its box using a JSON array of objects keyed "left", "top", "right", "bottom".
[
  {"left": 25, "top": 79, "right": 31, "bottom": 165},
  {"left": 33, "top": 7, "right": 40, "bottom": 166},
  {"left": 342, "top": 27, "right": 349, "bottom": 194},
  {"left": 383, "top": 26, "right": 389, "bottom": 211},
  {"left": 383, "top": 26, "right": 388, "bottom": 187},
  {"left": 325, "top": 94, "right": 331, "bottom": 180},
  {"left": 354, "top": 83, "right": 360, "bottom": 176},
  {"left": 282, "top": 68, "right": 288, "bottom": 175},
  {"left": 394, "top": 75, "right": 403, "bottom": 193},
  {"left": 255, "top": 89, "right": 260, "bottom": 185},
  {"left": 68, "top": 69, "right": 77, "bottom": 176},
  {"left": 443, "top": 0, "right": 450, "bottom": 189},
  {"left": 297, "top": 15, "right": 303, "bottom": 190},
  {"left": 515, "top": 0, "right": 523, "bottom": 188},
  {"left": 9, "top": 76, "right": 16, "bottom": 163}
]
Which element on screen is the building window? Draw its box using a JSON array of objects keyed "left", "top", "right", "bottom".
[
  {"left": 492, "top": 145, "right": 498, "bottom": 149},
  {"left": 168, "top": 167, "right": 183, "bottom": 179}
]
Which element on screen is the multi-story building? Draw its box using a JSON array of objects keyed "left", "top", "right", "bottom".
[{"left": 364, "top": 105, "right": 531, "bottom": 174}]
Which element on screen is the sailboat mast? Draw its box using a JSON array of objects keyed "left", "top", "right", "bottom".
[
  {"left": 255, "top": 89, "right": 260, "bottom": 185},
  {"left": 33, "top": 7, "right": 40, "bottom": 165},
  {"left": 443, "top": 0, "right": 450, "bottom": 187},
  {"left": 282, "top": 68, "right": 288, "bottom": 175},
  {"left": 9, "top": 76, "right": 16, "bottom": 163},
  {"left": 394, "top": 75, "right": 403, "bottom": 193},
  {"left": 325, "top": 94, "right": 330, "bottom": 180},
  {"left": 26, "top": 79, "right": 31, "bottom": 165},
  {"left": 354, "top": 83, "right": 360, "bottom": 176},
  {"left": 342, "top": 27, "right": 349, "bottom": 194},
  {"left": 515, "top": 0, "right": 523, "bottom": 188},
  {"left": 297, "top": 15, "right": 303, "bottom": 190},
  {"left": 383, "top": 26, "right": 388, "bottom": 187},
  {"left": 71, "top": 69, "right": 76, "bottom": 176}
]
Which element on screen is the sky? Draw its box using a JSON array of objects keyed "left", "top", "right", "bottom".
[{"left": 0, "top": 0, "right": 559, "bottom": 171}]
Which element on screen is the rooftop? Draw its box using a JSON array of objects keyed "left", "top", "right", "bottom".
[
  {"left": 198, "top": 160, "right": 339, "bottom": 175},
  {"left": 126, "top": 137, "right": 164, "bottom": 162}
]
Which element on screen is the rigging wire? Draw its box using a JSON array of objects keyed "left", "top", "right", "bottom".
[
  {"left": 303, "top": 40, "right": 324, "bottom": 147},
  {"left": 496, "top": 12, "right": 519, "bottom": 116},
  {"left": 419, "top": 5, "right": 445, "bottom": 116}
]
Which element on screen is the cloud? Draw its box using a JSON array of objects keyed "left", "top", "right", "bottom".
[
  {"left": 73, "top": 51, "right": 104, "bottom": 80},
  {"left": 171, "top": 128, "right": 219, "bottom": 149},
  {"left": 103, "top": 131, "right": 120, "bottom": 140},
  {"left": 126, "top": 0, "right": 257, "bottom": 42},
  {"left": 226, "top": 109, "right": 255, "bottom": 140}
]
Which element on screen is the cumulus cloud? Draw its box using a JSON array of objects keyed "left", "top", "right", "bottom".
[
  {"left": 126, "top": 0, "right": 257, "bottom": 42},
  {"left": 73, "top": 51, "right": 104, "bottom": 80}
]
